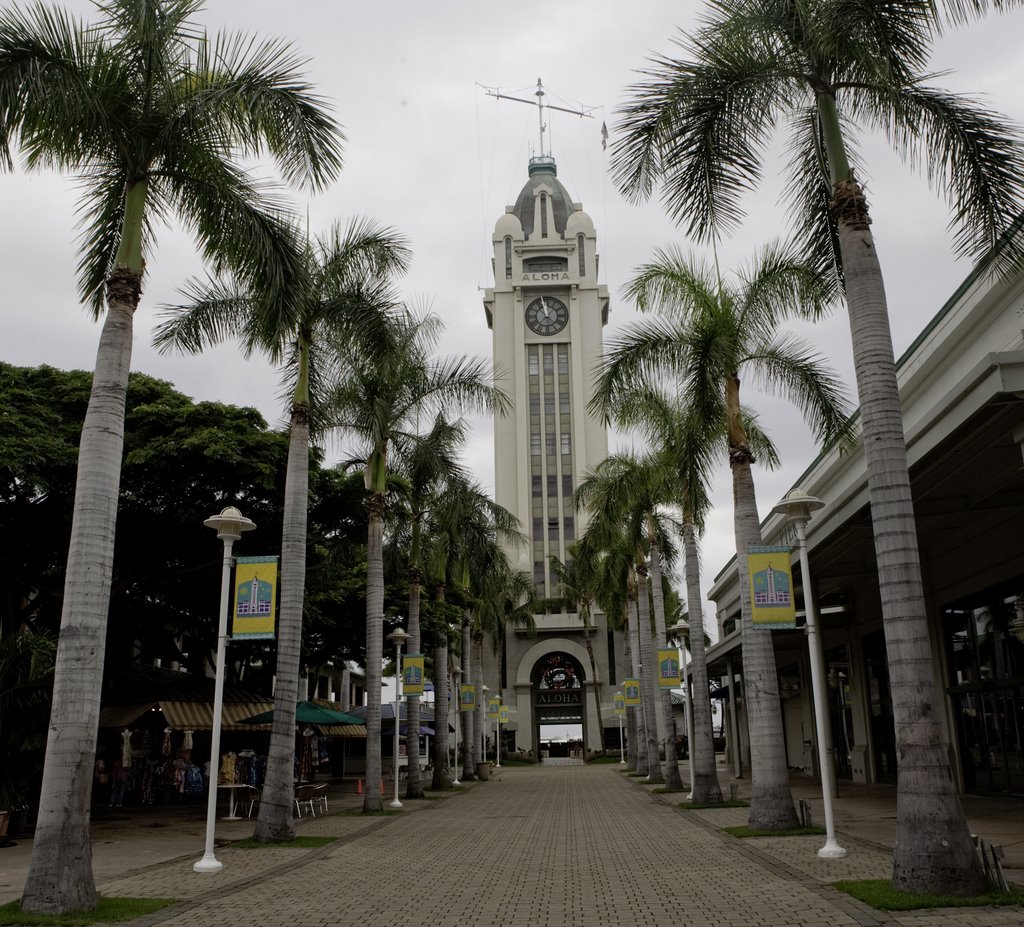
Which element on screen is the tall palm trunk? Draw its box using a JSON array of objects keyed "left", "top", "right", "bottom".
[
  {"left": 732, "top": 453, "right": 798, "bottom": 829},
  {"left": 831, "top": 183, "right": 983, "bottom": 893},
  {"left": 649, "top": 538, "right": 683, "bottom": 789},
  {"left": 625, "top": 589, "right": 646, "bottom": 775},
  {"left": 255, "top": 397, "right": 309, "bottom": 841},
  {"left": 635, "top": 566, "right": 663, "bottom": 782},
  {"left": 405, "top": 567, "right": 423, "bottom": 798},
  {"left": 473, "top": 630, "right": 485, "bottom": 768},
  {"left": 22, "top": 266, "right": 140, "bottom": 912},
  {"left": 460, "top": 612, "right": 475, "bottom": 778},
  {"left": 819, "top": 92, "right": 982, "bottom": 892},
  {"left": 579, "top": 607, "right": 604, "bottom": 749},
  {"left": 362, "top": 492, "right": 386, "bottom": 812},
  {"left": 682, "top": 518, "right": 722, "bottom": 803},
  {"left": 431, "top": 587, "right": 452, "bottom": 790}
]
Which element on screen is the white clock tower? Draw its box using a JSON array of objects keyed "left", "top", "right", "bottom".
[{"left": 482, "top": 152, "right": 620, "bottom": 757}]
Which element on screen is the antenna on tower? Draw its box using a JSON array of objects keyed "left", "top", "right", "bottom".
[{"left": 482, "top": 78, "right": 595, "bottom": 158}]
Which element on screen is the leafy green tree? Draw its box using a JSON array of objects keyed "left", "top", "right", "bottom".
[
  {"left": 598, "top": 242, "right": 850, "bottom": 828},
  {"left": 156, "top": 218, "right": 409, "bottom": 841},
  {"left": 611, "top": 0, "right": 1024, "bottom": 893},
  {"left": 328, "top": 309, "right": 507, "bottom": 811},
  {"left": 0, "top": 0, "right": 342, "bottom": 910}
]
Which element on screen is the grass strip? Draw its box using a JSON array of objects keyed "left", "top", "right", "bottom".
[
  {"left": 231, "top": 835, "right": 335, "bottom": 849},
  {"left": 680, "top": 800, "right": 750, "bottom": 809},
  {"left": 724, "top": 824, "right": 825, "bottom": 837},
  {"left": 0, "top": 897, "right": 174, "bottom": 926},
  {"left": 832, "top": 879, "right": 1024, "bottom": 911}
]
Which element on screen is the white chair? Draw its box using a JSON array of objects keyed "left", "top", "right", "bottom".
[
  {"left": 312, "top": 783, "right": 328, "bottom": 815},
  {"left": 294, "top": 784, "right": 316, "bottom": 818},
  {"left": 245, "top": 786, "right": 261, "bottom": 818}
]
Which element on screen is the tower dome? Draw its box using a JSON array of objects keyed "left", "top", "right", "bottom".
[{"left": 511, "top": 156, "right": 575, "bottom": 240}]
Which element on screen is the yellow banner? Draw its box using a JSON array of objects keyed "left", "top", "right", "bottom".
[
  {"left": 403, "top": 655, "right": 425, "bottom": 695},
  {"left": 487, "top": 697, "right": 500, "bottom": 719},
  {"left": 657, "top": 648, "right": 681, "bottom": 688},
  {"left": 499, "top": 705, "right": 509, "bottom": 723},
  {"left": 232, "top": 557, "right": 277, "bottom": 639},
  {"left": 748, "top": 546, "right": 796, "bottom": 629},
  {"left": 459, "top": 683, "right": 477, "bottom": 711},
  {"left": 613, "top": 692, "right": 625, "bottom": 716},
  {"left": 623, "top": 678, "right": 641, "bottom": 706}
]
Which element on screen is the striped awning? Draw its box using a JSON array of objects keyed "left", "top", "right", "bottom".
[
  {"left": 311, "top": 724, "right": 367, "bottom": 738},
  {"left": 99, "top": 700, "right": 274, "bottom": 731},
  {"left": 159, "top": 700, "right": 273, "bottom": 731}
]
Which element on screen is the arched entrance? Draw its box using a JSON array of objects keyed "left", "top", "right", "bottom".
[{"left": 532, "top": 652, "right": 586, "bottom": 762}]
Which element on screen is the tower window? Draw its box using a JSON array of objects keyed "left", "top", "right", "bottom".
[
  {"left": 540, "top": 194, "right": 548, "bottom": 238},
  {"left": 577, "top": 234, "right": 586, "bottom": 276},
  {"left": 528, "top": 349, "right": 539, "bottom": 376},
  {"left": 561, "top": 433, "right": 571, "bottom": 454},
  {"left": 505, "top": 236, "right": 513, "bottom": 279},
  {"left": 531, "top": 434, "right": 541, "bottom": 456}
]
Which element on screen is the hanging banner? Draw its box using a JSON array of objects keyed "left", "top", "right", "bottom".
[
  {"left": 748, "top": 546, "right": 796, "bottom": 629},
  {"left": 403, "top": 655, "right": 425, "bottom": 695},
  {"left": 487, "top": 696, "right": 500, "bottom": 719},
  {"left": 232, "top": 556, "right": 278, "bottom": 639},
  {"left": 499, "top": 705, "right": 509, "bottom": 723},
  {"left": 459, "top": 683, "right": 477, "bottom": 711},
  {"left": 623, "top": 678, "right": 641, "bottom": 706},
  {"left": 657, "top": 648, "right": 681, "bottom": 688},
  {"left": 613, "top": 692, "right": 626, "bottom": 716}
]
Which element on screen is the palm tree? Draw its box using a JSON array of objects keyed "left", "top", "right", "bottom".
[
  {"left": 599, "top": 386, "right": 725, "bottom": 801},
  {"left": 0, "top": 1, "right": 342, "bottom": 911},
  {"left": 597, "top": 242, "right": 850, "bottom": 829},
  {"left": 547, "top": 547, "right": 605, "bottom": 733},
  {"left": 575, "top": 455, "right": 684, "bottom": 788},
  {"left": 328, "top": 310, "right": 508, "bottom": 811},
  {"left": 611, "top": 0, "right": 1024, "bottom": 893},
  {"left": 156, "top": 218, "right": 410, "bottom": 839},
  {"left": 388, "top": 415, "right": 467, "bottom": 798},
  {"left": 591, "top": 541, "right": 640, "bottom": 769}
]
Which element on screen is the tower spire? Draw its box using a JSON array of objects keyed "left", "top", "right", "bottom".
[{"left": 483, "top": 78, "right": 595, "bottom": 161}]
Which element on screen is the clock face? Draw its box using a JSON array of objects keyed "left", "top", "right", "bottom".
[{"left": 525, "top": 296, "right": 568, "bottom": 336}]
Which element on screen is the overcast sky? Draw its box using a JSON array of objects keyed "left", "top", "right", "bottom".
[{"left": 3, "top": 0, "right": 1024, "bottom": 637}]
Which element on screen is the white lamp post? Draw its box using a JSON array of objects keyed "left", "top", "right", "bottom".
[
  {"left": 451, "top": 665, "right": 462, "bottom": 785},
  {"left": 616, "top": 692, "right": 625, "bottom": 764},
  {"left": 668, "top": 620, "right": 696, "bottom": 799},
  {"left": 772, "top": 488, "right": 846, "bottom": 859},
  {"left": 481, "top": 684, "right": 490, "bottom": 768},
  {"left": 494, "top": 695, "right": 502, "bottom": 768},
  {"left": 194, "top": 506, "right": 255, "bottom": 874},
  {"left": 387, "top": 627, "right": 410, "bottom": 809}
]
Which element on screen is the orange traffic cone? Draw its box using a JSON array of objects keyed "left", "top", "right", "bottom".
[{"left": 356, "top": 778, "right": 363, "bottom": 795}]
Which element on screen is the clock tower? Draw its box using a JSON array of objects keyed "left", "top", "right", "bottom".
[{"left": 482, "top": 154, "right": 619, "bottom": 757}]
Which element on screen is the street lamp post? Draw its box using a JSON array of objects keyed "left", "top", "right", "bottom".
[
  {"left": 481, "top": 684, "right": 489, "bottom": 770},
  {"left": 772, "top": 488, "right": 846, "bottom": 859},
  {"left": 194, "top": 506, "right": 255, "bottom": 874},
  {"left": 495, "top": 695, "right": 502, "bottom": 768},
  {"left": 451, "top": 665, "right": 462, "bottom": 785},
  {"left": 387, "top": 627, "right": 410, "bottom": 809},
  {"left": 668, "top": 620, "right": 696, "bottom": 799},
  {"left": 616, "top": 692, "right": 625, "bottom": 764}
]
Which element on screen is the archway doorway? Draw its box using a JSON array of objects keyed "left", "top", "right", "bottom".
[{"left": 532, "top": 652, "right": 586, "bottom": 763}]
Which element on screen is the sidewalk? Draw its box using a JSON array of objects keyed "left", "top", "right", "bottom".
[{"left": 1, "top": 764, "right": 1020, "bottom": 926}]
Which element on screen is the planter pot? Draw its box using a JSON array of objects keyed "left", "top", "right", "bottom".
[{"left": 475, "top": 762, "right": 490, "bottom": 781}]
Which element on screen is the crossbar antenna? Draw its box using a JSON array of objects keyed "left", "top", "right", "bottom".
[{"left": 484, "top": 78, "right": 594, "bottom": 158}]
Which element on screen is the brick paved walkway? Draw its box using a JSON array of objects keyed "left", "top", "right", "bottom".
[{"left": 79, "top": 763, "right": 1022, "bottom": 927}]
